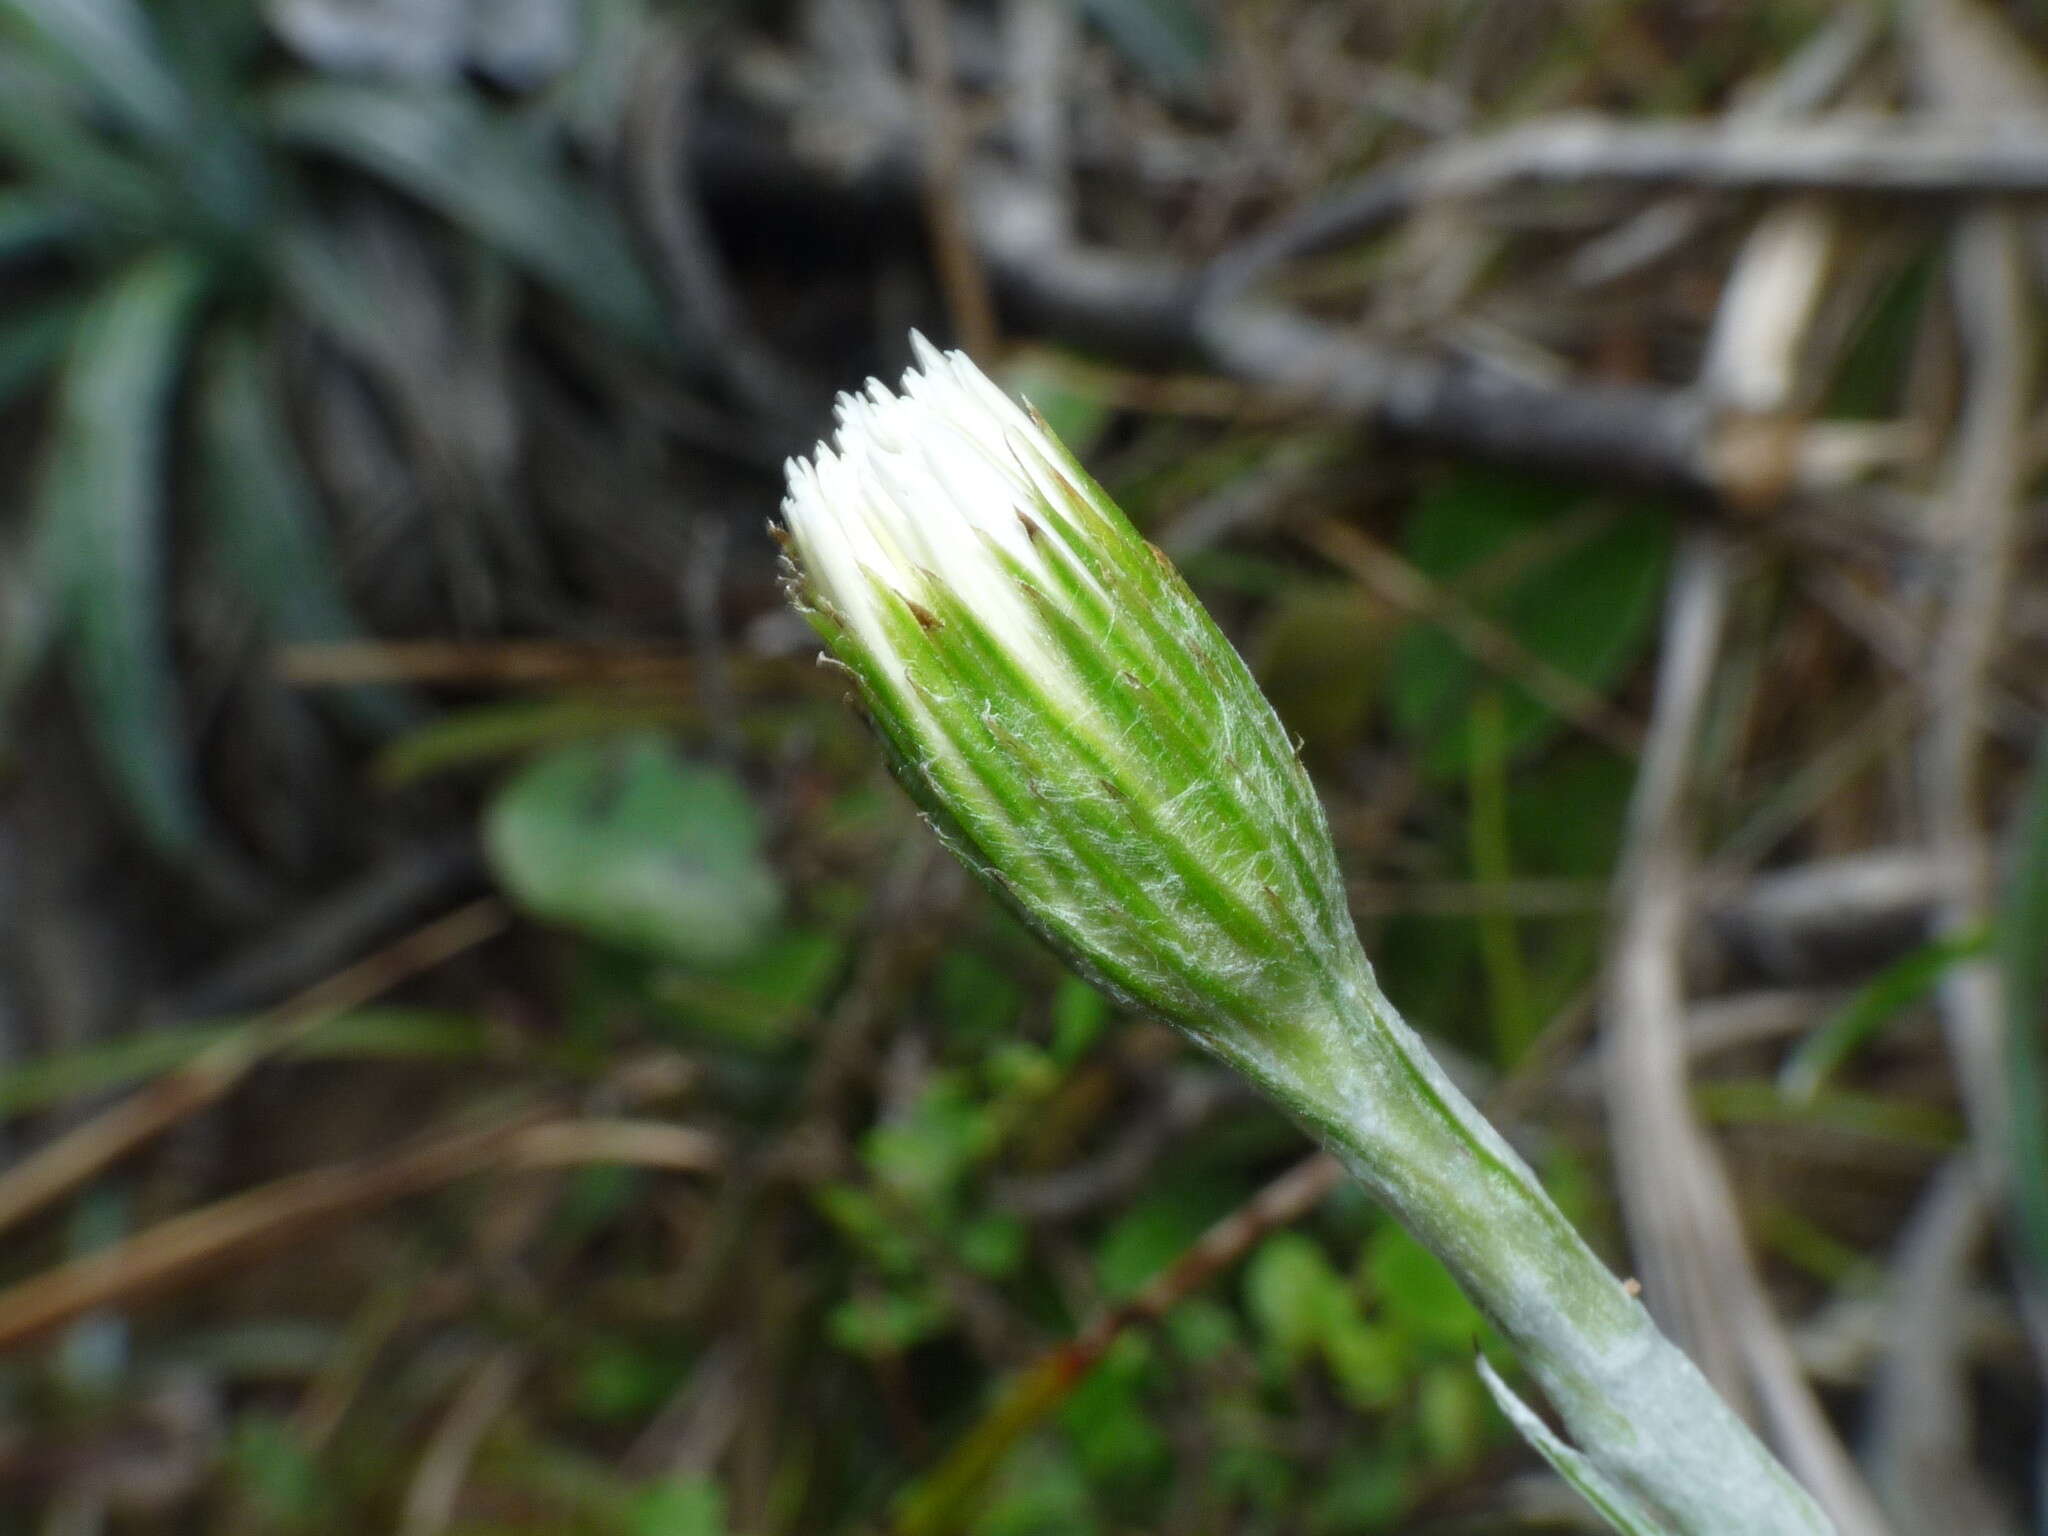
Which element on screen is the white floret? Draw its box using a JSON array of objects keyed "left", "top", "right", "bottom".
[{"left": 780, "top": 334, "right": 1090, "bottom": 703}]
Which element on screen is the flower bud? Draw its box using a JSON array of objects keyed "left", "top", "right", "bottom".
[{"left": 779, "top": 336, "right": 1365, "bottom": 1054}]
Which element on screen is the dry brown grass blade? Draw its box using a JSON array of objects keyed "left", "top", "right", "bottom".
[
  {"left": 0, "top": 900, "right": 508, "bottom": 1240},
  {"left": 275, "top": 640, "right": 704, "bottom": 688},
  {"left": 0, "top": 1114, "right": 725, "bottom": 1352},
  {"left": 0, "top": 1110, "right": 542, "bottom": 1352}
]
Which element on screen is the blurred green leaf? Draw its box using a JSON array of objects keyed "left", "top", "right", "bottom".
[
  {"left": 2003, "top": 729, "right": 2048, "bottom": 1291},
  {"left": 1058, "top": 1334, "right": 1167, "bottom": 1483},
  {"left": 226, "top": 1410, "right": 325, "bottom": 1527},
  {"left": 42, "top": 248, "right": 213, "bottom": 859},
  {"left": 377, "top": 696, "right": 695, "bottom": 785},
  {"left": 1778, "top": 929, "right": 1987, "bottom": 1103},
  {"left": 652, "top": 927, "right": 843, "bottom": 1048},
  {"left": 864, "top": 1073, "right": 994, "bottom": 1210},
  {"left": 1391, "top": 468, "right": 1669, "bottom": 779},
  {"left": 0, "top": 54, "right": 173, "bottom": 224},
  {"left": 1000, "top": 350, "right": 1112, "bottom": 459},
  {"left": 267, "top": 81, "right": 669, "bottom": 349},
  {"left": 485, "top": 734, "right": 782, "bottom": 967},
  {"left": 1245, "top": 1230, "right": 1349, "bottom": 1366},
  {"left": 1078, "top": 0, "right": 1211, "bottom": 93},
  {"left": 973, "top": 1442, "right": 1099, "bottom": 1536},
  {"left": 1363, "top": 1225, "right": 1483, "bottom": 1354},
  {"left": 631, "top": 1475, "right": 729, "bottom": 1536},
  {"left": 1696, "top": 1080, "right": 1960, "bottom": 1150},
  {"left": 1096, "top": 1185, "right": 1231, "bottom": 1301},
  {"left": 200, "top": 327, "right": 405, "bottom": 730},
  {"left": 828, "top": 1285, "right": 948, "bottom": 1357},
  {"left": 0, "top": 0, "right": 190, "bottom": 141},
  {"left": 0, "top": 188, "right": 84, "bottom": 261},
  {"left": 1049, "top": 975, "right": 1111, "bottom": 1064}
]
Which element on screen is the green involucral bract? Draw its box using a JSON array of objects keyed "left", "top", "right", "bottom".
[{"left": 779, "top": 335, "right": 1836, "bottom": 1536}]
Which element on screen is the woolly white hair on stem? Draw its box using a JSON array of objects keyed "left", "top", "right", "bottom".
[{"left": 777, "top": 336, "right": 1837, "bottom": 1536}]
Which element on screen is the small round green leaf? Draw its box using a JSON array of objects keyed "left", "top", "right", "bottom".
[{"left": 485, "top": 735, "right": 781, "bottom": 967}]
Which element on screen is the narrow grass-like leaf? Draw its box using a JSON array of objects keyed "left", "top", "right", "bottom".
[
  {"left": 43, "top": 249, "right": 211, "bottom": 858},
  {"left": 0, "top": 0, "right": 190, "bottom": 141},
  {"left": 0, "top": 0, "right": 189, "bottom": 141},
  {"left": 266, "top": 81, "right": 669, "bottom": 350},
  {"left": 1477, "top": 1358, "right": 1679, "bottom": 1536},
  {"left": 376, "top": 696, "right": 693, "bottom": 786},
  {"left": 199, "top": 327, "right": 405, "bottom": 731},
  {"left": 0, "top": 1009, "right": 491, "bottom": 1123},
  {"left": 0, "top": 189, "right": 85, "bottom": 262},
  {"left": 0, "top": 55, "right": 171, "bottom": 226},
  {"left": 1778, "top": 929, "right": 1988, "bottom": 1103}
]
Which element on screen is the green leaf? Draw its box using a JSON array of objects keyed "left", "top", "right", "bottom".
[
  {"left": 631, "top": 1475, "right": 729, "bottom": 1536},
  {"left": 484, "top": 734, "right": 783, "bottom": 967},
  {"left": 2002, "top": 729, "right": 2048, "bottom": 1290},
  {"left": 0, "top": 0, "right": 190, "bottom": 141},
  {"left": 1777, "top": 929, "right": 1989, "bottom": 1102},
  {"left": 650, "top": 927, "right": 843, "bottom": 1048},
  {"left": 1391, "top": 468, "right": 1669, "bottom": 779},
  {"left": 377, "top": 695, "right": 695, "bottom": 785},
  {"left": 1476, "top": 1357, "right": 1678, "bottom": 1536},
  {"left": 0, "top": 54, "right": 171, "bottom": 225},
  {"left": 0, "top": 189, "right": 85, "bottom": 262},
  {"left": 1363, "top": 1224, "right": 1484, "bottom": 1354},
  {"left": 1244, "top": 1230, "right": 1349, "bottom": 1365},
  {"left": 1049, "top": 975, "right": 1111, "bottom": 1064},
  {"left": 266, "top": 81, "right": 669, "bottom": 349},
  {"left": 199, "top": 327, "right": 404, "bottom": 731},
  {"left": 40, "top": 250, "right": 213, "bottom": 859}
]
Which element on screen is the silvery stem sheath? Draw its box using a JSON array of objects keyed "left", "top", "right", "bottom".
[{"left": 779, "top": 335, "right": 1834, "bottom": 1536}]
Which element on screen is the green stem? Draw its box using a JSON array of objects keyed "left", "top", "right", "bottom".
[{"left": 1225, "top": 951, "right": 1835, "bottom": 1536}]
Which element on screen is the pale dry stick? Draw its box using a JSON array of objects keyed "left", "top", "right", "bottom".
[
  {"left": 398, "top": 1348, "right": 526, "bottom": 1536},
  {"left": 0, "top": 899, "right": 507, "bottom": 1239},
  {"left": 1903, "top": 0, "right": 2048, "bottom": 1388},
  {"left": 0, "top": 1115, "right": 722, "bottom": 1351},
  {"left": 1296, "top": 517, "right": 1643, "bottom": 757},
  {"left": 1604, "top": 191, "right": 1894, "bottom": 1536},
  {"left": 902, "top": 0, "right": 999, "bottom": 359},
  {"left": 1567, "top": 9, "right": 1876, "bottom": 288},
  {"left": 1205, "top": 113, "right": 2048, "bottom": 303},
  {"left": 1603, "top": 537, "right": 1891, "bottom": 1536},
  {"left": 1867, "top": 1159, "right": 2016, "bottom": 1536}
]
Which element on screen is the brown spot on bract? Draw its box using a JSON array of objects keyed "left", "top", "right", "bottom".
[{"left": 905, "top": 598, "right": 941, "bottom": 631}]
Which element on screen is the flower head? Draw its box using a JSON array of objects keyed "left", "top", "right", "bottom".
[{"left": 780, "top": 336, "right": 1363, "bottom": 1051}]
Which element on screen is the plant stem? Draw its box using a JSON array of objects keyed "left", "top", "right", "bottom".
[{"left": 1226, "top": 954, "right": 1835, "bottom": 1535}]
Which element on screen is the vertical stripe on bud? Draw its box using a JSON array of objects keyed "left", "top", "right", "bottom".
[{"left": 780, "top": 335, "right": 1365, "bottom": 1055}]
